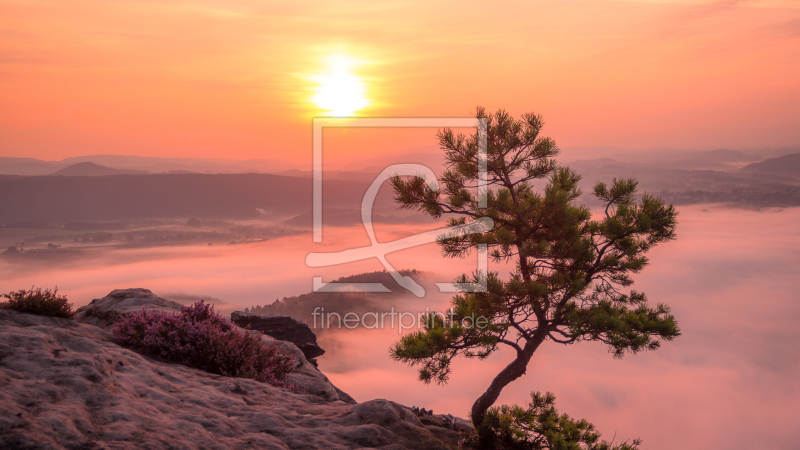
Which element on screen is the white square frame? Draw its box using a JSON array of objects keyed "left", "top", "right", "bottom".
[{"left": 311, "top": 117, "right": 488, "bottom": 294}]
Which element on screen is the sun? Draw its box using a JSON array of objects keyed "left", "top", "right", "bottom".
[{"left": 311, "top": 55, "right": 368, "bottom": 117}]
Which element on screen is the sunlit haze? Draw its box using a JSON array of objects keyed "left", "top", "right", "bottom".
[{"left": 1, "top": 0, "right": 799, "bottom": 161}]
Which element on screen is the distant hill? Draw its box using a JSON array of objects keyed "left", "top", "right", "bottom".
[
  {"left": 699, "top": 149, "right": 762, "bottom": 163},
  {"left": 0, "top": 173, "right": 369, "bottom": 222},
  {"left": 251, "top": 270, "right": 425, "bottom": 332},
  {"left": 51, "top": 162, "right": 149, "bottom": 176},
  {"left": 594, "top": 148, "right": 763, "bottom": 170},
  {"left": 740, "top": 153, "right": 800, "bottom": 178},
  {"left": 0, "top": 155, "right": 301, "bottom": 175},
  {"left": 0, "top": 157, "right": 62, "bottom": 175},
  {"left": 675, "top": 148, "right": 761, "bottom": 168}
]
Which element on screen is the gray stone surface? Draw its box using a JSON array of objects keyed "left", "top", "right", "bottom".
[
  {"left": 73, "top": 288, "right": 184, "bottom": 329},
  {"left": 0, "top": 309, "right": 468, "bottom": 449},
  {"left": 257, "top": 331, "right": 355, "bottom": 404}
]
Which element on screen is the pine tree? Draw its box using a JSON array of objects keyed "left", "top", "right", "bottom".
[{"left": 390, "top": 108, "right": 680, "bottom": 443}]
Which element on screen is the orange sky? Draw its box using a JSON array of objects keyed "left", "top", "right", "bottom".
[{"left": 1, "top": 0, "right": 799, "bottom": 161}]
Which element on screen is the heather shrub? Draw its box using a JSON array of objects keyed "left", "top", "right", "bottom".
[
  {"left": 2, "top": 287, "right": 74, "bottom": 318},
  {"left": 113, "top": 300, "right": 296, "bottom": 388}
]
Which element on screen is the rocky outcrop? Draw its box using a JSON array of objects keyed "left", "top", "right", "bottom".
[
  {"left": 72, "top": 289, "right": 354, "bottom": 405},
  {"left": 231, "top": 311, "right": 325, "bottom": 360},
  {"left": 259, "top": 331, "right": 355, "bottom": 404},
  {"left": 411, "top": 407, "right": 475, "bottom": 434},
  {"left": 74, "top": 288, "right": 183, "bottom": 328},
  {"left": 0, "top": 309, "right": 469, "bottom": 449}
]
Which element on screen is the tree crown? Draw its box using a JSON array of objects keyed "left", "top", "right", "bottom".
[{"left": 391, "top": 107, "right": 679, "bottom": 384}]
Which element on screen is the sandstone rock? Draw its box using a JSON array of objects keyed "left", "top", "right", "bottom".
[
  {"left": 231, "top": 311, "right": 325, "bottom": 360},
  {"left": 74, "top": 288, "right": 183, "bottom": 329},
  {"left": 0, "top": 309, "right": 467, "bottom": 449},
  {"left": 255, "top": 331, "right": 355, "bottom": 404},
  {"left": 411, "top": 406, "right": 475, "bottom": 434},
  {"left": 73, "top": 288, "right": 354, "bottom": 405}
]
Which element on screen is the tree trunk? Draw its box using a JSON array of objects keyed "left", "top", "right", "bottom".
[{"left": 471, "top": 334, "right": 545, "bottom": 445}]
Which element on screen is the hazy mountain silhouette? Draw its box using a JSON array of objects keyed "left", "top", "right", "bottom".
[
  {"left": 0, "top": 155, "right": 301, "bottom": 176},
  {"left": 740, "top": 152, "right": 800, "bottom": 178},
  {"left": 52, "top": 162, "right": 149, "bottom": 176},
  {"left": 3, "top": 151, "right": 800, "bottom": 226},
  {"left": 0, "top": 157, "right": 61, "bottom": 176},
  {"left": 0, "top": 173, "right": 369, "bottom": 222},
  {"left": 574, "top": 147, "right": 798, "bottom": 166},
  {"left": 59, "top": 154, "right": 300, "bottom": 174},
  {"left": 251, "top": 270, "right": 424, "bottom": 332}
]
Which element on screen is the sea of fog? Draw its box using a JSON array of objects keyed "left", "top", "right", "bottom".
[{"left": 1, "top": 204, "right": 799, "bottom": 450}]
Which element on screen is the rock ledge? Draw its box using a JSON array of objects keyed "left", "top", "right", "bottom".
[
  {"left": 231, "top": 311, "right": 325, "bottom": 360},
  {"left": 0, "top": 289, "right": 474, "bottom": 449}
]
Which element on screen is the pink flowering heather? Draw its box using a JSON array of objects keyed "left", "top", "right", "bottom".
[{"left": 113, "top": 300, "right": 295, "bottom": 388}]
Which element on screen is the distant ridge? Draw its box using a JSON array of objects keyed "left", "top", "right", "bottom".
[
  {"left": 740, "top": 152, "right": 800, "bottom": 178},
  {"left": 0, "top": 155, "right": 301, "bottom": 176},
  {"left": 251, "top": 269, "right": 426, "bottom": 332},
  {"left": 0, "top": 172, "right": 369, "bottom": 222},
  {"left": 51, "top": 162, "right": 149, "bottom": 176}
]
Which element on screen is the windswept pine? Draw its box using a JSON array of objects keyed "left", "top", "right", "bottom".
[{"left": 390, "top": 108, "right": 680, "bottom": 446}]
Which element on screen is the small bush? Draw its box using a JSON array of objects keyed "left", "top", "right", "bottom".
[
  {"left": 3, "top": 287, "right": 74, "bottom": 318},
  {"left": 481, "top": 391, "right": 642, "bottom": 450},
  {"left": 113, "top": 300, "right": 296, "bottom": 388}
]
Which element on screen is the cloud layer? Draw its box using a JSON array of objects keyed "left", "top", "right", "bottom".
[{"left": 1, "top": 204, "right": 798, "bottom": 449}]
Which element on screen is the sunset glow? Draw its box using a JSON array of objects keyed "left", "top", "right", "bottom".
[
  {"left": 1, "top": 3, "right": 799, "bottom": 449},
  {"left": 1, "top": 0, "right": 797, "bottom": 161},
  {"left": 311, "top": 55, "right": 369, "bottom": 117}
]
